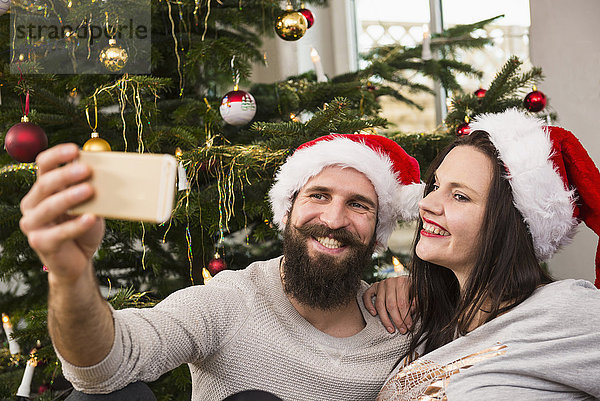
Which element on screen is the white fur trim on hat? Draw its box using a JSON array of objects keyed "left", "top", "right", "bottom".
[
  {"left": 470, "top": 108, "right": 578, "bottom": 261},
  {"left": 269, "top": 136, "right": 423, "bottom": 250}
]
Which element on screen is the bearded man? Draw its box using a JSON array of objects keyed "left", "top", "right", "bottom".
[{"left": 19, "top": 133, "right": 422, "bottom": 401}]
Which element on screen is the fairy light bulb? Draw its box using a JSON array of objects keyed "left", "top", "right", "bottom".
[
  {"left": 16, "top": 351, "right": 38, "bottom": 398},
  {"left": 202, "top": 267, "right": 213, "bottom": 283},
  {"left": 392, "top": 257, "right": 405, "bottom": 274},
  {"left": 2, "top": 313, "right": 21, "bottom": 355}
]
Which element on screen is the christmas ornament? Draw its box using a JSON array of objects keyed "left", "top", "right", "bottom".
[
  {"left": 5, "top": 117, "right": 48, "bottom": 163},
  {"left": 274, "top": 4, "right": 307, "bottom": 41},
  {"left": 99, "top": 38, "right": 129, "bottom": 72},
  {"left": 38, "top": 384, "right": 50, "bottom": 395},
  {"left": 83, "top": 131, "right": 111, "bottom": 152},
  {"left": 219, "top": 89, "right": 257, "bottom": 126},
  {"left": 2, "top": 313, "right": 20, "bottom": 355},
  {"left": 456, "top": 122, "right": 470, "bottom": 136},
  {"left": 199, "top": 158, "right": 217, "bottom": 173},
  {"left": 175, "top": 147, "right": 189, "bottom": 191},
  {"left": 474, "top": 88, "right": 487, "bottom": 98},
  {"left": 0, "top": 0, "right": 9, "bottom": 16},
  {"left": 207, "top": 252, "right": 227, "bottom": 275},
  {"left": 83, "top": 98, "right": 111, "bottom": 151},
  {"left": 523, "top": 87, "right": 547, "bottom": 112},
  {"left": 456, "top": 116, "right": 471, "bottom": 137},
  {"left": 297, "top": 4, "right": 314, "bottom": 29}
]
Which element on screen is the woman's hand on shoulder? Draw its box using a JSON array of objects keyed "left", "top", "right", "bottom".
[{"left": 363, "top": 276, "right": 414, "bottom": 334}]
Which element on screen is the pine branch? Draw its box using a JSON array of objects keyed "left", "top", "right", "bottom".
[
  {"left": 445, "top": 57, "right": 547, "bottom": 133},
  {"left": 438, "top": 15, "right": 504, "bottom": 38}
]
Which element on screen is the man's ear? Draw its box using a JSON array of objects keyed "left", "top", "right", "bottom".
[
  {"left": 282, "top": 211, "right": 289, "bottom": 226},
  {"left": 283, "top": 192, "right": 298, "bottom": 226}
]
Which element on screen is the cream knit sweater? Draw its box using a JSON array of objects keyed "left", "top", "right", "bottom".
[{"left": 58, "top": 257, "right": 410, "bottom": 400}]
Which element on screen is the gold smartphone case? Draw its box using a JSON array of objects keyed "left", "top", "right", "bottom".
[{"left": 70, "top": 151, "right": 177, "bottom": 223}]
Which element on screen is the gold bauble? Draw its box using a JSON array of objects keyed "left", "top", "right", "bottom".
[
  {"left": 83, "top": 132, "right": 111, "bottom": 152},
  {"left": 99, "top": 39, "right": 129, "bottom": 72},
  {"left": 274, "top": 10, "right": 307, "bottom": 41}
]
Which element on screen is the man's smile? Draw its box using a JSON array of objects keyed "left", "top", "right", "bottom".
[{"left": 314, "top": 236, "right": 344, "bottom": 249}]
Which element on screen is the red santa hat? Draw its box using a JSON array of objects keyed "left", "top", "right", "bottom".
[
  {"left": 269, "top": 133, "right": 424, "bottom": 250},
  {"left": 470, "top": 109, "right": 600, "bottom": 287}
]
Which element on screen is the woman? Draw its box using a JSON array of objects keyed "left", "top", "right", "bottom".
[{"left": 366, "top": 109, "right": 600, "bottom": 400}]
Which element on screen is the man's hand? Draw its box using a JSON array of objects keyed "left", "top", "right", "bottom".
[
  {"left": 20, "top": 143, "right": 104, "bottom": 282},
  {"left": 20, "top": 143, "right": 114, "bottom": 367},
  {"left": 363, "top": 276, "right": 414, "bottom": 334}
]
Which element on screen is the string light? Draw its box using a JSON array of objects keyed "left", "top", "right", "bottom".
[
  {"left": 0, "top": 163, "right": 37, "bottom": 175},
  {"left": 16, "top": 350, "right": 37, "bottom": 398},
  {"left": 202, "top": 267, "right": 213, "bottom": 283},
  {"left": 392, "top": 256, "right": 406, "bottom": 274},
  {"left": 2, "top": 313, "right": 21, "bottom": 355}
]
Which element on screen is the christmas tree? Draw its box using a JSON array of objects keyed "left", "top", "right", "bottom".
[{"left": 0, "top": 2, "right": 548, "bottom": 399}]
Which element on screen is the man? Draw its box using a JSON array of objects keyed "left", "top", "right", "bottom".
[{"left": 19, "top": 133, "right": 422, "bottom": 401}]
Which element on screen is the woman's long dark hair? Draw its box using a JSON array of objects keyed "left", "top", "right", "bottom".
[{"left": 407, "top": 131, "right": 553, "bottom": 357}]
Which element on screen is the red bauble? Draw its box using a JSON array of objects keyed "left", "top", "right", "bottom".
[
  {"left": 298, "top": 8, "right": 314, "bottom": 29},
  {"left": 4, "top": 121, "right": 48, "bottom": 163},
  {"left": 208, "top": 255, "right": 227, "bottom": 275},
  {"left": 474, "top": 88, "right": 487, "bottom": 98},
  {"left": 456, "top": 122, "right": 471, "bottom": 136},
  {"left": 199, "top": 159, "right": 217, "bottom": 173},
  {"left": 523, "top": 90, "right": 547, "bottom": 112},
  {"left": 38, "top": 384, "right": 50, "bottom": 394}
]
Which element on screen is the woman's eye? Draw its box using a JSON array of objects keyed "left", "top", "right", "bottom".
[
  {"left": 431, "top": 184, "right": 439, "bottom": 191},
  {"left": 453, "top": 193, "right": 469, "bottom": 202}
]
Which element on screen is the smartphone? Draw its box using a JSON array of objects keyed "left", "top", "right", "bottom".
[{"left": 69, "top": 151, "right": 178, "bottom": 223}]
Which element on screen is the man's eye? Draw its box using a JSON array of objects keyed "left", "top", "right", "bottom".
[
  {"left": 310, "top": 193, "right": 325, "bottom": 200},
  {"left": 350, "top": 202, "right": 368, "bottom": 210}
]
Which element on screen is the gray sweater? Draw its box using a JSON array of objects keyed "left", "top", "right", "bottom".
[
  {"left": 59, "top": 256, "right": 410, "bottom": 400},
  {"left": 377, "top": 279, "right": 600, "bottom": 400}
]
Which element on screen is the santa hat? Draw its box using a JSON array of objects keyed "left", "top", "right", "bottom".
[
  {"left": 470, "top": 108, "right": 600, "bottom": 288},
  {"left": 269, "top": 133, "right": 424, "bottom": 250}
]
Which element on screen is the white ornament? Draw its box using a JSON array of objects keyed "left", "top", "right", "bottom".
[
  {"left": 177, "top": 161, "right": 189, "bottom": 191},
  {"left": 219, "top": 90, "right": 257, "bottom": 126},
  {"left": 0, "top": 0, "right": 9, "bottom": 16}
]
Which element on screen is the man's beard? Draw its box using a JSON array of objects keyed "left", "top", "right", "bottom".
[{"left": 281, "top": 220, "right": 376, "bottom": 310}]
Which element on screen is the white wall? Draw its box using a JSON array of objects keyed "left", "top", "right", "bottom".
[{"left": 529, "top": 0, "right": 600, "bottom": 283}]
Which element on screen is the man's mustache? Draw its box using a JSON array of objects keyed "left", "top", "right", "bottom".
[{"left": 292, "top": 223, "right": 363, "bottom": 248}]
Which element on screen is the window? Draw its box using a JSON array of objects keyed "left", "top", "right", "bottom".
[
  {"left": 441, "top": 0, "right": 531, "bottom": 92},
  {"left": 354, "top": 0, "right": 531, "bottom": 133}
]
